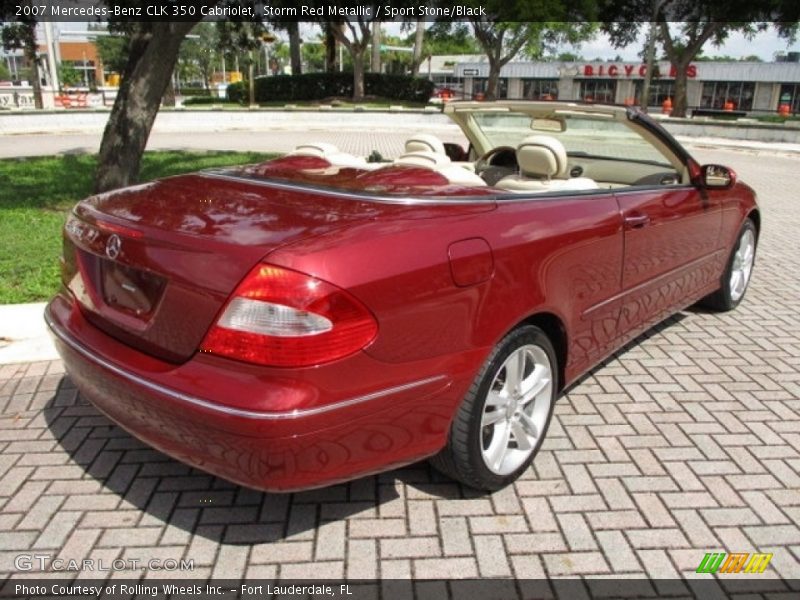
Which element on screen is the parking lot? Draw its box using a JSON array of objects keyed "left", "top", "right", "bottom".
[{"left": 0, "top": 137, "right": 799, "bottom": 584}]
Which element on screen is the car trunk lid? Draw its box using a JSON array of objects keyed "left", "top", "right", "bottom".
[{"left": 62, "top": 171, "right": 495, "bottom": 363}]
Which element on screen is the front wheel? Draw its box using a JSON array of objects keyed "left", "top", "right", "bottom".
[
  {"left": 701, "top": 219, "right": 757, "bottom": 312},
  {"left": 430, "top": 325, "right": 558, "bottom": 491}
]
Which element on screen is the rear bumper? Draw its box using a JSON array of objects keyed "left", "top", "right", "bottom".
[{"left": 46, "top": 294, "right": 464, "bottom": 491}]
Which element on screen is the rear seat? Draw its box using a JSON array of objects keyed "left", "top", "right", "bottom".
[
  {"left": 289, "top": 143, "right": 368, "bottom": 168},
  {"left": 404, "top": 134, "right": 447, "bottom": 155},
  {"left": 394, "top": 151, "right": 486, "bottom": 187}
]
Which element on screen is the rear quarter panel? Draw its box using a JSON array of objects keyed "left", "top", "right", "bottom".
[{"left": 267, "top": 191, "right": 624, "bottom": 388}]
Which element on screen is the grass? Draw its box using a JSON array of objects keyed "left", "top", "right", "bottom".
[
  {"left": 180, "top": 99, "right": 434, "bottom": 110},
  {"left": 0, "top": 150, "right": 275, "bottom": 304},
  {"left": 754, "top": 114, "right": 800, "bottom": 124}
]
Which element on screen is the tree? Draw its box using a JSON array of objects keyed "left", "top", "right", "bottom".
[
  {"left": 398, "top": 19, "right": 429, "bottom": 76},
  {"left": 1, "top": 18, "right": 42, "bottom": 108},
  {"left": 184, "top": 22, "right": 219, "bottom": 89},
  {"left": 323, "top": 22, "right": 338, "bottom": 73},
  {"left": 1, "top": 0, "right": 223, "bottom": 190},
  {"left": 660, "top": 22, "right": 726, "bottom": 117},
  {"left": 94, "top": 20, "right": 208, "bottom": 192},
  {"left": 216, "top": 22, "right": 267, "bottom": 105},
  {"left": 469, "top": 21, "right": 523, "bottom": 99},
  {"left": 377, "top": 34, "right": 415, "bottom": 74},
  {"left": 556, "top": 52, "right": 582, "bottom": 61},
  {"left": 371, "top": 21, "right": 381, "bottom": 74},
  {"left": 329, "top": 17, "right": 373, "bottom": 101},
  {"left": 57, "top": 62, "right": 81, "bottom": 88},
  {"left": 175, "top": 37, "right": 203, "bottom": 89},
  {"left": 287, "top": 22, "right": 302, "bottom": 75},
  {"left": 469, "top": 20, "right": 596, "bottom": 99},
  {"left": 421, "top": 22, "right": 480, "bottom": 55},
  {"left": 603, "top": 2, "right": 800, "bottom": 117},
  {"left": 411, "top": 20, "right": 425, "bottom": 76},
  {"left": 301, "top": 37, "right": 326, "bottom": 72},
  {"left": 660, "top": 22, "right": 793, "bottom": 116},
  {"left": 95, "top": 34, "right": 130, "bottom": 76}
]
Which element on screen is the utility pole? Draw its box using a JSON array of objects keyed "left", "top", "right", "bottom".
[
  {"left": 43, "top": 21, "right": 60, "bottom": 92},
  {"left": 371, "top": 21, "right": 381, "bottom": 73},
  {"left": 640, "top": 0, "right": 664, "bottom": 112}
]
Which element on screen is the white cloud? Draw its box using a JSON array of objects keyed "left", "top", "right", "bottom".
[{"left": 567, "top": 26, "right": 798, "bottom": 62}]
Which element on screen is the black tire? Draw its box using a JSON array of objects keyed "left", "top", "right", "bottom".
[
  {"left": 701, "top": 219, "right": 757, "bottom": 312},
  {"left": 430, "top": 325, "right": 558, "bottom": 491}
]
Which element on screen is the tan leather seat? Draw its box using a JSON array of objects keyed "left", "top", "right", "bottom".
[
  {"left": 495, "top": 135, "right": 598, "bottom": 193},
  {"left": 394, "top": 151, "right": 450, "bottom": 167},
  {"left": 289, "top": 142, "right": 367, "bottom": 168},
  {"left": 404, "top": 134, "right": 446, "bottom": 155},
  {"left": 393, "top": 151, "right": 486, "bottom": 186}
]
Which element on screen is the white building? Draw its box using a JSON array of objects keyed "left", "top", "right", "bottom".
[{"left": 453, "top": 59, "right": 800, "bottom": 114}]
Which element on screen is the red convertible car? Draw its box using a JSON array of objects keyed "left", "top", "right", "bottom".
[{"left": 46, "top": 101, "right": 758, "bottom": 492}]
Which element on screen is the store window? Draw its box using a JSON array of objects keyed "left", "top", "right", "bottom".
[
  {"left": 64, "top": 59, "right": 97, "bottom": 87},
  {"left": 633, "top": 80, "right": 676, "bottom": 106},
  {"left": 778, "top": 83, "right": 799, "bottom": 114},
  {"left": 431, "top": 74, "right": 463, "bottom": 97},
  {"left": 521, "top": 78, "right": 559, "bottom": 100},
  {"left": 700, "top": 81, "right": 755, "bottom": 111},
  {"left": 472, "top": 77, "right": 508, "bottom": 99},
  {"left": 577, "top": 79, "right": 616, "bottom": 103}
]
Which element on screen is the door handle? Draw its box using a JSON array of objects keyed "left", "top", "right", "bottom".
[{"left": 624, "top": 213, "right": 650, "bottom": 229}]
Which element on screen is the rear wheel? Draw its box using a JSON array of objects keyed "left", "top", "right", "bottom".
[
  {"left": 431, "top": 325, "right": 557, "bottom": 491},
  {"left": 701, "top": 219, "right": 757, "bottom": 312}
]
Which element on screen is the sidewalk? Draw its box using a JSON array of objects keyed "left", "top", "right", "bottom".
[
  {"left": 3, "top": 108, "right": 800, "bottom": 156},
  {"left": 678, "top": 135, "right": 800, "bottom": 156},
  {"left": 0, "top": 303, "right": 57, "bottom": 365},
  {"left": 1, "top": 131, "right": 799, "bottom": 581}
]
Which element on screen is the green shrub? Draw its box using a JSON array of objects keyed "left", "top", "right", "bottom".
[
  {"left": 227, "top": 72, "right": 434, "bottom": 104},
  {"left": 179, "top": 87, "right": 212, "bottom": 97},
  {"left": 183, "top": 96, "right": 232, "bottom": 106}
]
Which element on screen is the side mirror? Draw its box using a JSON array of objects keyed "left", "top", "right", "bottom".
[{"left": 699, "top": 164, "right": 737, "bottom": 189}]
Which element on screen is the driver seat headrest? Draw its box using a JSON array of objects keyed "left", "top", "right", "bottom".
[
  {"left": 405, "top": 134, "right": 446, "bottom": 155},
  {"left": 516, "top": 135, "right": 568, "bottom": 180}
]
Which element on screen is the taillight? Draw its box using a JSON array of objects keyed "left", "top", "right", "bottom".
[{"left": 200, "top": 264, "right": 378, "bottom": 367}]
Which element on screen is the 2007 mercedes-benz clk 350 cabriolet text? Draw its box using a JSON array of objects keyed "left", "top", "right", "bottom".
[{"left": 47, "top": 101, "right": 759, "bottom": 491}]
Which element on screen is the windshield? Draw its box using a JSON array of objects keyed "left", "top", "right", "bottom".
[{"left": 471, "top": 111, "right": 673, "bottom": 167}]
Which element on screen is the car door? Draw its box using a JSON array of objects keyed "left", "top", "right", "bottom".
[
  {"left": 487, "top": 192, "right": 625, "bottom": 381},
  {"left": 615, "top": 185, "right": 722, "bottom": 339}
]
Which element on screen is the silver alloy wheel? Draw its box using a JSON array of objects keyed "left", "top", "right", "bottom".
[
  {"left": 480, "top": 344, "right": 553, "bottom": 476},
  {"left": 730, "top": 228, "right": 755, "bottom": 302}
]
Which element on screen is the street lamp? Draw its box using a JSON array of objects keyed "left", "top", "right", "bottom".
[{"left": 261, "top": 32, "right": 276, "bottom": 77}]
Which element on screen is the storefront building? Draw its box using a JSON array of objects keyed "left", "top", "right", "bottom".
[{"left": 455, "top": 60, "right": 800, "bottom": 114}]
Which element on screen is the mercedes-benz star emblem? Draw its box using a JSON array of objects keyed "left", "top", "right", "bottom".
[{"left": 105, "top": 234, "right": 122, "bottom": 260}]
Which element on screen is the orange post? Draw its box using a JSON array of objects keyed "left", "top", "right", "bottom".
[
  {"left": 662, "top": 97, "right": 672, "bottom": 115},
  {"left": 778, "top": 104, "right": 791, "bottom": 117},
  {"left": 723, "top": 100, "right": 734, "bottom": 112}
]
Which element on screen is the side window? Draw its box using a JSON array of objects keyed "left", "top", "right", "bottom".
[{"left": 559, "top": 117, "right": 683, "bottom": 188}]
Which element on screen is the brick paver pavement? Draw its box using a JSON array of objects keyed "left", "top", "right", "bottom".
[{"left": 0, "top": 144, "right": 799, "bottom": 582}]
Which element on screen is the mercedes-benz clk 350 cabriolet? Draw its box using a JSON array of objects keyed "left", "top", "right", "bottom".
[{"left": 46, "top": 101, "right": 758, "bottom": 492}]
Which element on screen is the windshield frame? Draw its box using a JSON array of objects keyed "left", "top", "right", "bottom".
[{"left": 444, "top": 101, "right": 688, "bottom": 173}]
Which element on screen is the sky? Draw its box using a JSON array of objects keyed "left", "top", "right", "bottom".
[
  {"left": 373, "top": 22, "right": 799, "bottom": 63},
  {"left": 50, "top": 22, "right": 799, "bottom": 64},
  {"left": 571, "top": 29, "right": 798, "bottom": 62}
]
